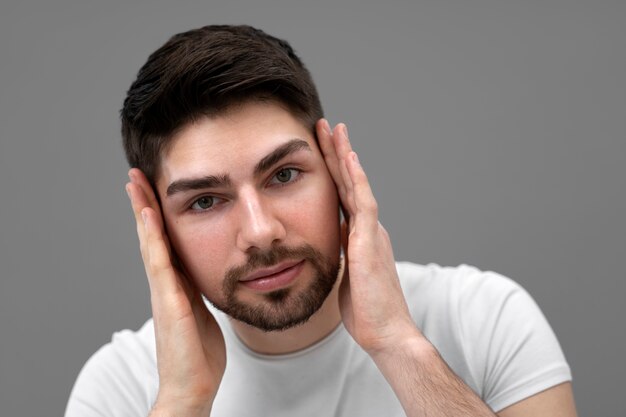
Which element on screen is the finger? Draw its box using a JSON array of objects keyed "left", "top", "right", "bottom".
[
  {"left": 326, "top": 123, "right": 357, "bottom": 214},
  {"left": 317, "top": 119, "right": 354, "bottom": 226},
  {"left": 345, "top": 152, "right": 379, "bottom": 234},
  {"left": 126, "top": 169, "right": 158, "bottom": 236},
  {"left": 333, "top": 123, "right": 354, "bottom": 168},
  {"left": 142, "top": 207, "right": 181, "bottom": 297},
  {"left": 129, "top": 168, "right": 161, "bottom": 215},
  {"left": 127, "top": 182, "right": 150, "bottom": 223},
  {"left": 126, "top": 182, "right": 151, "bottom": 262},
  {"left": 333, "top": 124, "right": 358, "bottom": 217},
  {"left": 127, "top": 167, "right": 178, "bottom": 258},
  {"left": 339, "top": 157, "right": 357, "bottom": 221},
  {"left": 316, "top": 119, "right": 348, "bottom": 201}
]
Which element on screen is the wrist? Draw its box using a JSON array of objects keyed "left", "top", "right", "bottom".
[
  {"left": 151, "top": 393, "right": 213, "bottom": 417},
  {"left": 368, "top": 326, "right": 433, "bottom": 365}
]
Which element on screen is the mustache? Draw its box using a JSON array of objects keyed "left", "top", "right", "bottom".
[{"left": 223, "top": 244, "right": 323, "bottom": 285}]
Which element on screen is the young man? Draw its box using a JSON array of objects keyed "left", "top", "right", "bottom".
[{"left": 66, "top": 25, "right": 576, "bottom": 416}]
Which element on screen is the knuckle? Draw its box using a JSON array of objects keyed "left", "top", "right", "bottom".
[
  {"left": 360, "top": 199, "right": 378, "bottom": 215},
  {"left": 149, "top": 260, "right": 169, "bottom": 278},
  {"left": 370, "top": 200, "right": 379, "bottom": 214},
  {"left": 150, "top": 251, "right": 170, "bottom": 271}
]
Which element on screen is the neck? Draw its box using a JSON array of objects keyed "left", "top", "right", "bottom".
[{"left": 229, "top": 259, "right": 344, "bottom": 355}]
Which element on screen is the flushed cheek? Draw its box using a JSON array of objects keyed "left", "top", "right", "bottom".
[
  {"left": 167, "top": 221, "right": 233, "bottom": 295},
  {"left": 286, "top": 188, "right": 340, "bottom": 251}
]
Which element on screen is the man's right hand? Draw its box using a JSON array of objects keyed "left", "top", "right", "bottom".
[{"left": 126, "top": 168, "right": 226, "bottom": 417}]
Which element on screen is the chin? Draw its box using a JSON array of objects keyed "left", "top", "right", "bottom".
[{"left": 209, "top": 252, "right": 341, "bottom": 332}]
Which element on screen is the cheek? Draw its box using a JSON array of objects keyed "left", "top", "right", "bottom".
[
  {"left": 166, "top": 219, "right": 232, "bottom": 291},
  {"left": 286, "top": 180, "right": 340, "bottom": 250}
]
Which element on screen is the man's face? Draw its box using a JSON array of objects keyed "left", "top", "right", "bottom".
[{"left": 155, "top": 100, "right": 341, "bottom": 331}]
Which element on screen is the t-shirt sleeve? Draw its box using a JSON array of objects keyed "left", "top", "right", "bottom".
[
  {"left": 454, "top": 266, "right": 572, "bottom": 412},
  {"left": 64, "top": 321, "right": 158, "bottom": 417}
]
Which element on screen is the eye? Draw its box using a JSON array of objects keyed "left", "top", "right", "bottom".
[
  {"left": 190, "top": 196, "right": 216, "bottom": 211},
  {"left": 270, "top": 168, "right": 301, "bottom": 186}
]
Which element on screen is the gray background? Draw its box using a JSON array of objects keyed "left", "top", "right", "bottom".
[{"left": 0, "top": 1, "right": 623, "bottom": 416}]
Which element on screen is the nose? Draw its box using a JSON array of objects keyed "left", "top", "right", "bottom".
[{"left": 235, "top": 188, "right": 286, "bottom": 253}]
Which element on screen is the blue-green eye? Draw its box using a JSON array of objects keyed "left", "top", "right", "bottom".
[
  {"left": 271, "top": 168, "right": 300, "bottom": 185},
  {"left": 191, "top": 196, "right": 214, "bottom": 211}
]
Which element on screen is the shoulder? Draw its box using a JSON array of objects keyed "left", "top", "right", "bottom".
[
  {"left": 395, "top": 261, "right": 527, "bottom": 355},
  {"left": 65, "top": 319, "right": 158, "bottom": 417},
  {"left": 87, "top": 318, "right": 158, "bottom": 380},
  {"left": 396, "top": 261, "right": 521, "bottom": 290},
  {"left": 395, "top": 261, "right": 557, "bottom": 351},
  {"left": 395, "top": 262, "right": 523, "bottom": 316},
  {"left": 395, "top": 262, "right": 571, "bottom": 412}
]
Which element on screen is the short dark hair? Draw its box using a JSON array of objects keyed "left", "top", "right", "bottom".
[{"left": 120, "top": 24, "right": 323, "bottom": 186}]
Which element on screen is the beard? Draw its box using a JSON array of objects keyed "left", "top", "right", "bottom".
[{"left": 207, "top": 244, "right": 340, "bottom": 332}]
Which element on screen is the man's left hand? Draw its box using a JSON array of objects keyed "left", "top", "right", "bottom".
[{"left": 317, "top": 119, "right": 421, "bottom": 355}]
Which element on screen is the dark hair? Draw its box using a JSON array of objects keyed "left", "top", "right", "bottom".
[{"left": 120, "top": 25, "right": 323, "bottom": 185}]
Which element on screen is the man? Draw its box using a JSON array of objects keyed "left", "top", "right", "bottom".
[{"left": 66, "top": 25, "right": 576, "bottom": 416}]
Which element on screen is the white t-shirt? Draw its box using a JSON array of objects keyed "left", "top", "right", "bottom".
[{"left": 65, "top": 263, "right": 572, "bottom": 416}]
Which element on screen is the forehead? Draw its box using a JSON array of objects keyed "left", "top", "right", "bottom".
[{"left": 157, "top": 101, "right": 319, "bottom": 187}]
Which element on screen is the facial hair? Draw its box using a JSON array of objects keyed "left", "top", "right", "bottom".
[{"left": 207, "top": 244, "right": 340, "bottom": 332}]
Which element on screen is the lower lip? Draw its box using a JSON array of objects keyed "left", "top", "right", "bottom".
[{"left": 240, "top": 261, "right": 305, "bottom": 292}]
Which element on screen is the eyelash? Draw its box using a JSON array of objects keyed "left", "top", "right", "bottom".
[
  {"left": 187, "top": 167, "right": 304, "bottom": 214},
  {"left": 268, "top": 167, "right": 303, "bottom": 188}
]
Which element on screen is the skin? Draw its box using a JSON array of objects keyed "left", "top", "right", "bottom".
[
  {"left": 126, "top": 100, "right": 577, "bottom": 416},
  {"left": 157, "top": 102, "right": 342, "bottom": 338}
]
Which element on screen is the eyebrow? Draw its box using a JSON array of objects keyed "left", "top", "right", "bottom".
[
  {"left": 166, "top": 174, "right": 232, "bottom": 197},
  {"left": 166, "top": 138, "right": 312, "bottom": 197},
  {"left": 253, "top": 138, "right": 311, "bottom": 176}
]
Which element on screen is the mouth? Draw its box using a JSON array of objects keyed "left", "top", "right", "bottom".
[{"left": 239, "top": 260, "right": 305, "bottom": 292}]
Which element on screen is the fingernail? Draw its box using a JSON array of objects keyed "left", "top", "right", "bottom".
[
  {"left": 322, "top": 119, "right": 331, "bottom": 135},
  {"left": 125, "top": 184, "right": 131, "bottom": 199},
  {"left": 342, "top": 124, "right": 349, "bottom": 139},
  {"left": 352, "top": 152, "right": 360, "bottom": 166},
  {"left": 141, "top": 209, "right": 147, "bottom": 225}
]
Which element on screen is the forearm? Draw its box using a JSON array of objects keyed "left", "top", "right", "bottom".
[{"left": 371, "top": 332, "right": 496, "bottom": 417}]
